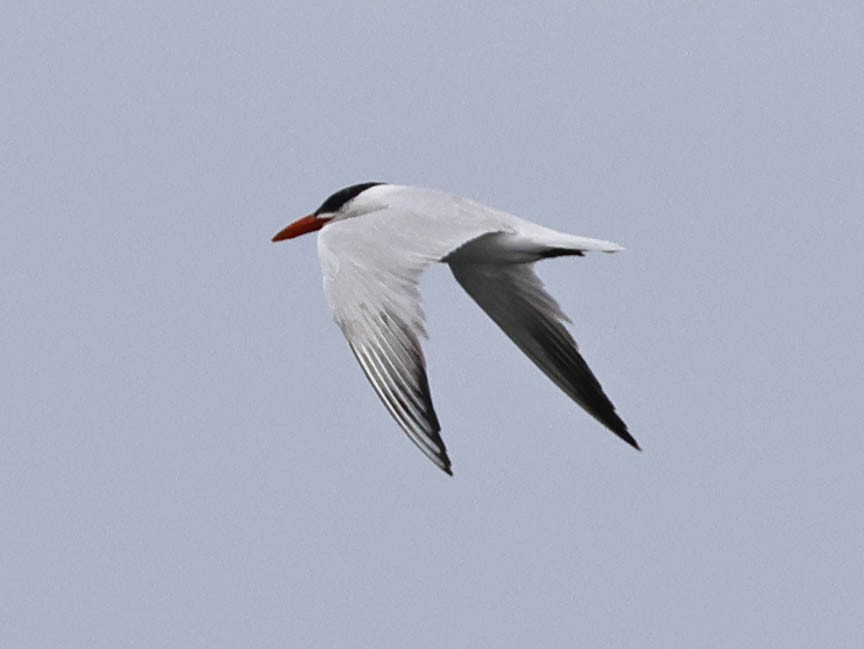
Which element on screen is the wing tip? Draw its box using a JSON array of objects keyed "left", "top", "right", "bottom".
[
  {"left": 422, "top": 448, "right": 452, "bottom": 475},
  {"left": 609, "top": 422, "right": 641, "bottom": 451},
  {"left": 432, "top": 443, "right": 454, "bottom": 476}
]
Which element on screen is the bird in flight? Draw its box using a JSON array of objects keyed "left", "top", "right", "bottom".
[{"left": 273, "top": 183, "right": 638, "bottom": 474}]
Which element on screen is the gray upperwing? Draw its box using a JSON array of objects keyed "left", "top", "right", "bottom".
[{"left": 445, "top": 236, "right": 638, "bottom": 450}]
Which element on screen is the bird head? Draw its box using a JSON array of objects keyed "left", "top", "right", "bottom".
[{"left": 272, "top": 182, "right": 385, "bottom": 241}]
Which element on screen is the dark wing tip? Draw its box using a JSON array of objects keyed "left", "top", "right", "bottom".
[
  {"left": 348, "top": 339, "right": 455, "bottom": 475},
  {"left": 614, "top": 425, "right": 641, "bottom": 451},
  {"left": 425, "top": 426, "right": 453, "bottom": 475},
  {"left": 583, "top": 390, "right": 641, "bottom": 451}
]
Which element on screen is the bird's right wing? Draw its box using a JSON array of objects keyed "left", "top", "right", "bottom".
[{"left": 446, "top": 233, "right": 638, "bottom": 450}]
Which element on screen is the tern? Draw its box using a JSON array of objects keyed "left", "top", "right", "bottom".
[{"left": 273, "top": 182, "right": 638, "bottom": 474}]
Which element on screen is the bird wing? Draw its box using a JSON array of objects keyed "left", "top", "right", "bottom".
[
  {"left": 317, "top": 200, "right": 507, "bottom": 474},
  {"left": 445, "top": 232, "right": 638, "bottom": 450}
]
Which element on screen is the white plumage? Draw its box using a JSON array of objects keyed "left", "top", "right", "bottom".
[{"left": 274, "top": 183, "right": 637, "bottom": 474}]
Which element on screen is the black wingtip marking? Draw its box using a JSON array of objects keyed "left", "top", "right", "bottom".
[
  {"left": 348, "top": 327, "right": 453, "bottom": 474},
  {"left": 594, "top": 407, "right": 640, "bottom": 451},
  {"left": 615, "top": 426, "right": 641, "bottom": 451},
  {"left": 529, "top": 319, "right": 640, "bottom": 451}
]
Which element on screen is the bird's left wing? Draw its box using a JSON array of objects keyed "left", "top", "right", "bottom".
[{"left": 317, "top": 203, "right": 501, "bottom": 474}]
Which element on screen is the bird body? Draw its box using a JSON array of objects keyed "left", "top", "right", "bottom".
[{"left": 273, "top": 183, "right": 637, "bottom": 474}]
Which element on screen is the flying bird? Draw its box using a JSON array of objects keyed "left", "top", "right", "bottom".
[{"left": 273, "top": 183, "right": 638, "bottom": 474}]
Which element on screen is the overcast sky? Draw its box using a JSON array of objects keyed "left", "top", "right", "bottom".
[{"left": 3, "top": 2, "right": 863, "bottom": 647}]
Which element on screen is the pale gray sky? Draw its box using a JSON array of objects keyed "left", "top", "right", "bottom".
[{"left": 2, "top": 2, "right": 863, "bottom": 647}]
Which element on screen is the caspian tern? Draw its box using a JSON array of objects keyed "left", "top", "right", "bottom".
[{"left": 273, "top": 182, "right": 638, "bottom": 474}]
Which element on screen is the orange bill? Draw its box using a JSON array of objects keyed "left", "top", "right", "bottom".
[{"left": 272, "top": 214, "right": 331, "bottom": 242}]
